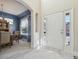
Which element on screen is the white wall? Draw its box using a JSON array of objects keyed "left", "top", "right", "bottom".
[
  {"left": 41, "top": 0, "right": 78, "bottom": 54},
  {"left": 73, "top": 0, "right": 78, "bottom": 54},
  {"left": 41, "top": 0, "right": 73, "bottom": 16},
  {"left": 24, "top": 0, "right": 41, "bottom": 12}
]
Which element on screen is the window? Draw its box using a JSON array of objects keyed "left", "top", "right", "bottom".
[
  {"left": 0, "top": 17, "right": 14, "bottom": 32},
  {"left": 20, "top": 17, "right": 28, "bottom": 35},
  {"left": 5, "top": 18, "right": 14, "bottom": 32},
  {"left": 5, "top": 18, "right": 13, "bottom": 24},
  {"left": 0, "top": 17, "right": 13, "bottom": 24},
  {"left": 65, "top": 12, "right": 71, "bottom": 46},
  {"left": 0, "top": 17, "right": 3, "bottom": 19}
]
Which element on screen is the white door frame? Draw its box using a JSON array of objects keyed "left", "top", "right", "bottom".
[{"left": 16, "top": 0, "right": 35, "bottom": 48}]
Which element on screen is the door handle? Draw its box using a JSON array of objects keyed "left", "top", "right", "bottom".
[{"left": 60, "top": 31, "right": 64, "bottom": 34}]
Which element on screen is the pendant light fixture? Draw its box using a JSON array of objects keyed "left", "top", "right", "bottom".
[
  {"left": 0, "top": 0, "right": 6, "bottom": 20},
  {"left": 1, "top": 3, "right": 4, "bottom": 20}
]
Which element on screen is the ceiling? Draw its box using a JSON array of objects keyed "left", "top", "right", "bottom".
[{"left": 0, "top": 0, "right": 28, "bottom": 15}]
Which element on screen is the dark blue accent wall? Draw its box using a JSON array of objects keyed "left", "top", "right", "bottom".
[
  {"left": 18, "top": 10, "right": 31, "bottom": 19},
  {"left": 27, "top": 15, "right": 31, "bottom": 42},
  {"left": 0, "top": 10, "right": 31, "bottom": 42},
  {"left": 0, "top": 11, "right": 17, "bottom": 19},
  {"left": 0, "top": 11, "right": 20, "bottom": 31},
  {"left": 18, "top": 10, "right": 31, "bottom": 42}
]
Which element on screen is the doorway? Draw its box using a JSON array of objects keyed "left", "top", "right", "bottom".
[
  {"left": 45, "top": 12, "right": 64, "bottom": 50},
  {"left": 43, "top": 9, "right": 73, "bottom": 52},
  {"left": 16, "top": 0, "right": 34, "bottom": 48}
]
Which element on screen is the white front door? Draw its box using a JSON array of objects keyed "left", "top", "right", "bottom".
[{"left": 46, "top": 12, "right": 64, "bottom": 50}]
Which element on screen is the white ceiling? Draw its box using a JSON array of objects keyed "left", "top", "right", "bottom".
[{"left": 0, "top": 0, "right": 27, "bottom": 15}]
